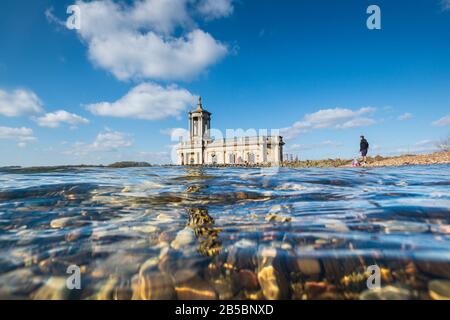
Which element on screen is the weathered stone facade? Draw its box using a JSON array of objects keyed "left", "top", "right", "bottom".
[{"left": 176, "top": 98, "right": 284, "bottom": 166}]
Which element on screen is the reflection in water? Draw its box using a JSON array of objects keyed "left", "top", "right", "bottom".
[{"left": 0, "top": 165, "right": 449, "bottom": 299}]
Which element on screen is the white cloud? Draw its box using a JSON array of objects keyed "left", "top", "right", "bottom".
[
  {"left": 64, "top": 129, "right": 133, "bottom": 156},
  {"left": 197, "top": 0, "right": 234, "bottom": 19},
  {"left": 56, "top": 0, "right": 230, "bottom": 81},
  {"left": 286, "top": 140, "right": 343, "bottom": 152},
  {"left": 0, "top": 88, "right": 44, "bottom": 117},
  {"left": 442, "top": 0, "right": 450, "bottom": 11},
  {"left": 416, "top": 139, "right": 434, "bottom": 146},
  {"left": 432, "top": 115, "right": 450, "bottom": 127},
  {"left": 0, "top": 126, "right": 37, "bottom": 147},
  {"left": 34, "top": 110, "right": 90, "bottom": 128},
  {"left": 304, "top": 107, "right": 376, "bottom": 129},
  {"left": 398, "top": 112, "right": 413, "bottom": 121},
  {"left": 161, "top": 127, "right": 190, "bottom": 140},
  {"left": 45, "top": 7, "right": 66, "bottom": 28},
  {"left": 281, "top": 107, "right": 376, "bottom": 140},
  {"left": 373, "top": 139, "right": 439, "bottom": 156},
  {"left": 87, "top": 83, "right": 196, "bottom": 120},
  {"left": 91, "top": 130, "right": 133, "bottom": 151}
]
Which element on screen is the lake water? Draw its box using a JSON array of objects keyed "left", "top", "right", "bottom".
[{"left": 0, "top": 165, "right": 449, "bottom": 300}]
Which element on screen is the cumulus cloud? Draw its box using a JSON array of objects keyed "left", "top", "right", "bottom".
[
  {"left": 34, "top": 110, "right": 90, "bottom": 128},
  {"left": 398, "top": 112, "right": 413, "bottom": 121},
  {"left": 53, "top": 0, "right": 231, "bottom": 81},
  {"left": 90, "top": 130, "right": 133, "bottom": 151},
  {"left": 442, "top": 0, "right": 450, "bottom": 11},
  {"left": 64, "top": 129, "right": 133, "bottom": 156},
  {"left": 432, "top": 114, "right": 450, "bottom": 127},
  {"left": 0, "top": 88, "right": 44, "bottom": 117},
  {"left": 197, "top": 0, "right": 234, "bottom": 19},
  {"left": 281, "top": 107, "right": 376, "bottom": 140},
  {"left": 87, "top": 83, "right": 197, "bottom": 120},
  {"left": 286, "top": 140, "right": 343, "bottom": 152},
  {"left": 161, "top": 127, "right": 190, "bottom": 140},
  {"left": 0, "top": 126, "right": 37, "bottom": 147}
]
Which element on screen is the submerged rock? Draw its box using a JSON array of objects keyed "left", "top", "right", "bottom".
[
  {"left": 303, "top": 281, "right": 337, "bottom": 299},
  {"left": 158, "top": 231, "right": 176, "bottom": 244},
  {"left": 139, "top": 257, "right": 159, "bottom": 276},
  {"left": 32, "top": 277, "right": 71, "bottom": 300},
  {"left": 416, "top": 260, "right": 450, "bottom": 280},
  {"left": 296, "top": 258, "right": 322, "bottom": 277},
  {"left": 321, "top": 257, "right": 365, "bottom": 281},
  {"left": 428, "top": 280, "right": 450, "bottom": 300},
  {"left": 50, "top": 217, "right": 77, "bottom": 229},
  {"left": 359, "top": 285, "right": 412, "bottom": 300},
  {"left": 174, "top": 270, "right": 217, "bottom": 300},
  {"left": 0, "top": 268, "right": 42, "bottom": 298},
  {"left": 131, "top": 225, "right": 159, "bottom": 233},
  {"left": 171, "top": 228, "right": 196, "bottom": 250},
  {"left": 138, "top": 272, "right": 175, "bottom": 300},
  {"left": 226, "top": 245, "right": 257, "bottom": 271},
  {"left": 234, "top": 269, "right": 259, "bottom": 291},
  {"left": 265, "top": 213, "right": 292, "bottom": 223},
  {"left": 91, "top": 277, "right": 119, "bottom": 300},
  {"left": 257, "top": 265, "right": 289, "bottom": 300}
]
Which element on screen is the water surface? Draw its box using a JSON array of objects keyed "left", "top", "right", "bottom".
[{"left": 0, "top": 165, "right": 449, "bottom": 299}]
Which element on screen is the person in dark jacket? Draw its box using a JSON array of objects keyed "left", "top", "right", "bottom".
[{"left": 360, "top": 135, "right": 369, "bottom": 164}]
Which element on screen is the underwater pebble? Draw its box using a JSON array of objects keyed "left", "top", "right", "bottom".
[
  {"left": 139, "top": 257, "right": 159, "bottom": 276},
  {"left": 236, "top": 269, "right": 259, "bottom": 291},
  {"left": 32, "top": 277, "right": 71, "bottom": 300},
  {"left": 304, "top": 281, "right": 329, "bottom": 297},
  {"left": 359, "top": 285, "right": 412, "bottom": 300},
  {"left": 174, "top": 270, "right": 217, "bottom": 300},
  {"left": 416, "top": 260, "right": 450, "bottom": 280},
  {"left": 0, "top": 268, "right": 42, "bottom": 298},
  {"left": 265, "top": 213, "right": 292, "bottom": 223},
  {"left": 158, "top": 231, "right": 175, "bottom": 243},
  {"left": 50, "top": 217, "right": 76, "bottom": 229},
  {"left": 65, "top": 229, "right": 84, "bottom": 242},
  {"left": 156, "top": 214, "right": 175, "bottom": 223},
  {"left": 211, "top": 277, "right": 235, "bottom": 300},
  {"left": 171, "top": 228, "right": 196, "bottom": 250},
  {"left": 296, "top": 258, "right": 322, "bottom": 277},
  {"left": 138, "top": 272, "right": 175, "bottom": 300},
  {"left": 378, "top": 221, "right": 429, "bottom": 233},
  {"left": 325, "top": 222, "right": 350, "bottom": 233},
  {"left": 131, "top": 225, "right": 158, "bottom": 233},
  {"left": 257, "top": 265, "right": 289, "bottom": 300},
  {"left": 428, "top": 280, "right": 450, "bottom": 300},
  {"left": 91, "top": 277, "right": 119, "bottom": 300}
]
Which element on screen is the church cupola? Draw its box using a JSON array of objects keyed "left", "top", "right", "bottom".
[{"left": 189, "top": 96, "right": 211, "bottom": 140}]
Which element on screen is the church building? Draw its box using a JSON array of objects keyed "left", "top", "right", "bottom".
[{"left": 176, "top": 98, "right": 284, "bottom": 166}]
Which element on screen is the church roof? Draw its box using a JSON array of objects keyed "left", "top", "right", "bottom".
[{"left": 190, "top": 96, "right": 211, "bottom": 115}]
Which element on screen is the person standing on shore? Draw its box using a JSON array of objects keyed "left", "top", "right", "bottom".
[{"left": 360, "top": 135, "right": 369, "bottom": 164}]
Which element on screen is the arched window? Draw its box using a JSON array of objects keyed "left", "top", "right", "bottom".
[{"left": 248, "top": 153, "right": 255, "bottom": 164}]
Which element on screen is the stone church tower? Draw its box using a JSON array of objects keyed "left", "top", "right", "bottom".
[
  {"left": 188, "top": 97, "right": 211, "bottom": 164},
  {"left": 177, "top": 97, "right": 284, "bottom": 166}
]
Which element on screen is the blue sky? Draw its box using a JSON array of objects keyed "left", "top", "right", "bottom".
[{"left": 0, "top": 0, "right": 449, "bottom": 166}]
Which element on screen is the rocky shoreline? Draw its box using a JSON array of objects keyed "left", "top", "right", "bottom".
[{"left": 283, "top": 151, "right": 450, "bottom": 168}]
